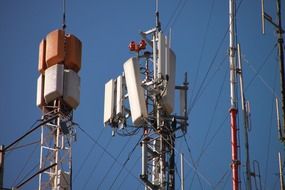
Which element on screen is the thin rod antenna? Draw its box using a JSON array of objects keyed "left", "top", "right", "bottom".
[
  {"left": 262, "top": 0, "right": 285, "bottom": 144},
  {"left": 276, "top": 98, "right": 283, "bottom": 140},
  {"left": 155, "top": 0, "right": 161, "bottom": 31},
  {"left": 62, "top": 0, "right": 67, "bottom": 31},
  {"left": 229, "top": 0, "right": 239, "bottom": 189},
  {"left": 279, "top": 152, "right": 285, "bottom": 190},
  {"left": 261, "top": 0, "right": 265, "bottom": 34},
  {"left": 237, "top": 43, "right": 252, "bottom": 190},
  {"left": 276, "top": 0, "right": 285, "bottom": 141},
  {"left": 169, "top": 28, "right": 172, "bottom": 48},
  {"left": 180, "top": 153, "right": 184, "bottom": 190}
]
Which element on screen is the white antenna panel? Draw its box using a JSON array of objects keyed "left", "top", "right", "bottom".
[
  {"left": 123, "top": 57, "right": 147, "bottom": 126},
  {"left": 44, "top": 64, "right": 64, "bottom": 103},
  {"left": 116, "top": 75, "right": 124, "bottom": 117},
  {"left": 162, "top": 49, "right": 176, "bottom": 113},
  {"left": 36, "top": 74, "right": 45, "bottom": 107},
  {"left": 157, "top": 31, "right": 166, "bottom": 79},
  {"left": 63, "top": 69, "right": 80, "bottom": 109},
  {"left": 104, "top": 79, "right": 115, "bottom": 126}
]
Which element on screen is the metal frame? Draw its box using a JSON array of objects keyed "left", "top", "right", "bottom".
[{"left": 38, "top": 101, "right": 74, "bottom": 190}]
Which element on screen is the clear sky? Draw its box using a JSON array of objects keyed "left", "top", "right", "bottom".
[{"left": 0, "top": 0, "right": 284, "bottom": 189}]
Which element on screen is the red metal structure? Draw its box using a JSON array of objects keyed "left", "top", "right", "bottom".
[
  {"left": 229, "top": 0, "right": 239, "bottom": 189},
  {"left": 230, "top": 108, "right": 239, "bottom": 190}
]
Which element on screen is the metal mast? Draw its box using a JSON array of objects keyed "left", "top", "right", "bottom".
[
  {"left": 237, "top": 44, "right": 252, "bottom": 190},
  {"left": 262, "top": 0, "right": 285, "bottom": 142},
  {"left": 276, "top": 0, "right": 285, "bottom": 138},
  {"left": 38, "top": 102, "right": 75, "bottom": 190},
  {"left": 103, "top": 1, "right": 188, "bottom": 190},
  {"left": 279, "top": 152, "right": 285, "bottom": 190},
  {"left": 262, "top": 2, "right": 285, "bottom": 189},
  {"left": 229, "top": 0, "right": 239, "bottom": 189},
  {"left": 37, "top": 2, "right": 82, "bottom": 187}
]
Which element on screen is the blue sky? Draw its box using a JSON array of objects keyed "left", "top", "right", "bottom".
[{"left": 0, "top": 0, "right": 284, "bottom": 189}]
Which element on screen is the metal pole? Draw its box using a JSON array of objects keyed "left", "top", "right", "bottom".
[
  {"left": 276, "top": 0, "right": 285, "bottom": 139},
  {"left": 180, "top": 153, "right": 184, "bottom": 190},
  {"left": 278, "top": 152, "right": 285, "bottom": 190},
  {"left": 159, "top": 133, "right": 166, "bottom": 190},
  {"left": 229, "top": 0, "right": 239, "bottom": 189},
  {"left": 142, "top": 139, "right": 147, "bottom": 178},
  {"left": 0, "top": 145, "right": 4, "bottom": 189},
  {"left": 169, "top": 134, "right": 175, "bottom": 190},
  {"left": 53, "top": 100, "right": 61, "bottom": 189},
  {"left": 276, "top": 98, "right": 283, "bottom": 140},
  {"left": 237, "top": 44, "right": 252, "bottom": 190}
]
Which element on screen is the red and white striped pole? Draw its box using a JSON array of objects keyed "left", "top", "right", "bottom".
[{"left": 229, "top": 0, "right": 239, "bottom": 189}]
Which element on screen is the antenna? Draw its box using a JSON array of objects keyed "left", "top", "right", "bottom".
[
  {"left": 169, "top": 28, "right": 172, "bottom": 48},
  {"left": 261, "top": 0, "right": 285, "bottom": 144},
  {"left": 252, "top": 160, "right": 263, "bottom": 190},
  {"left": 279, "top": 152, "right": 285, "bottom": 190},
  {"left": 229, "top": 0, "right": 240, "bottom": 189},
  {"left": 103, "top": 2, "right": 189, "bottom": 189},
  {"left": 36, "top": 14, "right": 82, "bottom": 189},
  {"left": 261, "top": 0, "right": 265, "bottom": 34},
  {"left": 180, "top": 153, "right": 184, "bottom": 190},
  {"left": 62, "top": 0, "right": 67, "bottom": 31},
  {"left": 237, "top": 43, "right": 252, "bottom": 190},
  {"left": 155, "top": 0, "right": 161, "bottom": 31},
  {"left": 276, "top": 97, "right": 283, "bottom": 140}
]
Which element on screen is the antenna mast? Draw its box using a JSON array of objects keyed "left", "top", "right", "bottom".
[
  {"left": 103, "top": 1, "right": 189, "bottom": 190},
  {"left": 62, "top": 0, "right": 66, "bottom": 31},
  {"left": 36, "top": 1, "right": 82, "bottom": 188},
  {"left": 229, "top": 0, "right": 239, "bottom": 189},
  {"left": 262, "top": 2, "right": 285, "bottom": 189},
  {"left": 237, "top": 44, "right": 252, "bottom": 190},
  {"left": 262, "top": 0, "right": 285, "bottom": 143}
]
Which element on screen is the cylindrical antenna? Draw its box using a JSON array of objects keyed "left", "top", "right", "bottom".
[
  {"left": 169, "top": 28, "right": 172, "bottom": 48},
  {"left": 237, "top": 43, "right": 252, "bottom": 190},
  {"left": 278, "top": 152, "right": 285, "bottom": 190},
  {"left": 276, "top": 0, "right": 285, "bottom": 143},
  {"left": 252, "top": 160, "right": 262, "bottom": 190},
  {"left": 261, "top": 0, "right": 265, "bottom": 34},
  {"left": 155, "top": 0, "right": 161, "bottom": 31},
  {"left": 0, "top": 145, "right": 4, "bottom": 190},
  {"left": 229, "top": 0, "right": 239, "bottom": 189},
  {"left": 276, "top": 97, "right": 283, "bottom": 139},
  {"left": 62, "top": 0, "right": 67, "bottom": 31},
  {"left": 180, "top": 153, "right": 184, "bottom": 190}
]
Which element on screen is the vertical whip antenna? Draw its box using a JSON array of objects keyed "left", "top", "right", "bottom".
[
  {"left": 229, "top": 0, "right": 239, "bottom": 189},
  {"left": 261, "top": 0, "right": 285, "bottom": 143},
  {"left": 276, "top": 98, "right": 283, "bottom": 140},
  {"left": 155, "top": 0, "right": 161, "bottom": 31},
  {"left": 237, "top": 43, "right": 252, "bottom": 190},
  {"left": 62, "top": 0, "right": 67, "bottom": 31}
]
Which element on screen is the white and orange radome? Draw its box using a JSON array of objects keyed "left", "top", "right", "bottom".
[
  {"left": 38, "top": 29, "right": 82, "bottom": 74},
  {"left": 36, "top": 29, "right": 82, "bottom": 109}
]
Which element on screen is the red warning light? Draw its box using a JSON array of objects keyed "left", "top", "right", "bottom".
[
  {"left": 128, "top": 40, "right": 147, "bottom": 53},
  {"left": 128, "top": 41, "right": 136, "bottom": 51},
  {"left": 139, "top": 40, "right": 146, "bottom": 50}
]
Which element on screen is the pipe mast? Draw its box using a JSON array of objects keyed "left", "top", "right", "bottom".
[
  {"left": 279, "top": 152, "right": 285, "bottom": 190},
  {"left": 229, "top": 0, "right": 239, "bottom": 189},
  {"left": 237, "top": 44, "right": 252, "bottom": 190},
  {"left": 276, "top": 0, "right": 285, "bottom": 138},
  {"left": 262, "top": 0, "right": 285, "bottom": 142}
]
